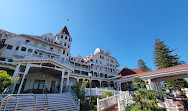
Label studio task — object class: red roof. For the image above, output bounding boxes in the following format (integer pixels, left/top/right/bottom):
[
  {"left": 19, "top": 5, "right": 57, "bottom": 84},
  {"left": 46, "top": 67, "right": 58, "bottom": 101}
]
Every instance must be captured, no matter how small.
[
  {"left": 121, "top": 64, "right": 188, "bottom": 79},
  {"left": 118, "top": 66, "right": 144, "bottom": 76},
  {"left": 58, "top": 26, "right": 70, "bottom": 36}
]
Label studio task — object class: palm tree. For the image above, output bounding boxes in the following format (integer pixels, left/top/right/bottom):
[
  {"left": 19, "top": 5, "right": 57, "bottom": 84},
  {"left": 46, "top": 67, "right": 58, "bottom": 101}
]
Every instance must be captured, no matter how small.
[{"left": 132, "top": 77, "right": 146, "bottom": 88}]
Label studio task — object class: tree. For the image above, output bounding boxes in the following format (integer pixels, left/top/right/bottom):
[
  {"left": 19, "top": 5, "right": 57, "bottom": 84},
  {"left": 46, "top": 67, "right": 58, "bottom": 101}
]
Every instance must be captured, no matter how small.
[
  {"left": 166, "top": 79, "right": 188, "bottom": 90},
  {"left": 71, "top": 79, "right": 88, "bottom": 101},
  {"left": 132, "top": 77, "right": 146, "bottom": 88},
  {"left": 100, "top": 90, "right": 114, "bottom": 98},
  {"left": 154, "top": 38, "right": 185, "bottom": 69},
  {"left": 0, "top": 70, "right": 18, "bottom": 93},
  {"left": 154, "top": 38, "right": 186, "bottom": 90},
  {"left": 125, "top": 88, "right": 164, "bottom": 111},
  {"left": 137, "top": 59, "right": 151, "bottom": 72}
]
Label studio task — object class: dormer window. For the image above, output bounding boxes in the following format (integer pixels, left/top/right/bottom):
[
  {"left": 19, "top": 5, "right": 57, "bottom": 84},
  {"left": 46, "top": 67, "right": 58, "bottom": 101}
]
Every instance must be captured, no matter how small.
[
  {"left": 51, "top": 39, "right": 54, "bottom": 43},
  {"left": 65, "top": 36, "right": 67, "bottom": 39},
  {"left": 44, "top": 37, "right": 47, "bottom": 41},
  {"left": 61, "top": 35, "right": 63, "bottom": 39},
  {"left": 48, "top": 38, "right": 51, "bottom": 42}
]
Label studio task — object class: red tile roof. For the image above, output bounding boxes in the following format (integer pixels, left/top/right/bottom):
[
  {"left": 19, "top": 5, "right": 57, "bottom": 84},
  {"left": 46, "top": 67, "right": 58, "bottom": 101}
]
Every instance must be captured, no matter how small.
[
  {"left": 118, "top": 66, "right": 144, "bottom": 76},
  {"left": 57, "top": 26, "right": 70, "bottom": 36},
  {"left": 121, "top": 64, "right": 188, "bottom": 79}
]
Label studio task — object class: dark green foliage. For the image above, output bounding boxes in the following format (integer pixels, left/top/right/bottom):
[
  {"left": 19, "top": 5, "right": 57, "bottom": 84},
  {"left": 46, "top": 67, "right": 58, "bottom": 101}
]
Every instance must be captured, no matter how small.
[
  {"left": 125, "top": 88, "right": 164, "bottom": 111},
  {"left": 154, "top": 38, "right": 185, "bottom": 69},
  {"left": 71, "top": 79, "right": 88, "bottom": 101},
  {"left": 154, "top": 38, "right": 187, "bottom": 89},
  {"left": 166, "top": 79, "right": 188, "bottom": 90},
  {"left": 132, "top": 77, "right": 146, "bottom": 88},
  {"left": 138, "top": 59, "right": 151, "bottom": 72}
]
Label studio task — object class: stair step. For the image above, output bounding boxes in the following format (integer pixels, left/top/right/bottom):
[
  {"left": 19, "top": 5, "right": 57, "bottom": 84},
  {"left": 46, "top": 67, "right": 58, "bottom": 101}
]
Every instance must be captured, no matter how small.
[{"left": 0, "top": 93, "right": 79, "bottom": 111}]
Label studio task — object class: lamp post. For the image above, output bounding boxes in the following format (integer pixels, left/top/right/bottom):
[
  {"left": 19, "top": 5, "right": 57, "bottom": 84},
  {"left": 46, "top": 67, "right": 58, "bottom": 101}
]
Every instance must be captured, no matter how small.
[{"left": 88, "top": 72, "right": 92, "bottom": 110}]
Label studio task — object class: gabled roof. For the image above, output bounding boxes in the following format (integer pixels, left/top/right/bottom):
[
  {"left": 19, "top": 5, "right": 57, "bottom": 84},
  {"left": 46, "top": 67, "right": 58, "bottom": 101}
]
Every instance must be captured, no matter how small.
[
  {"left": 57, "top": 26, "right": 70, "bottom": 36},
  {"left": 118, "top": 66, "right": 144, "bottom": 76}
]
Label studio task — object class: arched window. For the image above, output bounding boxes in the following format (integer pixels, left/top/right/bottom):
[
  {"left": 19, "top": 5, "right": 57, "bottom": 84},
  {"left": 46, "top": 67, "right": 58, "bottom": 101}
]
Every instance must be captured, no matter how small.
[
  {"left": 64, "top": 42, "right": 66, "bottom": 46},
  {"left": 63, "top": 50, "right": 65, "bottom": 54},
  {"left": 61, "top": 35, "right": 63, "bottom": 38}
]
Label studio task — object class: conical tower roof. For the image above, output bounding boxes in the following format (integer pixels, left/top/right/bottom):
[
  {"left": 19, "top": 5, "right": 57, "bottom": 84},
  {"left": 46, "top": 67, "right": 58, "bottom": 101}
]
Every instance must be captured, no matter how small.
[{"left": 57, "top": 26, "right": 70, "bottom": 36}]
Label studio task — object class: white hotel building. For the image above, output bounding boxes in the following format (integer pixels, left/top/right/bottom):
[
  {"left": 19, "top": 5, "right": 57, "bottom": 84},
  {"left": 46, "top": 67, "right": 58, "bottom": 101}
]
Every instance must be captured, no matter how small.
[{"left": 0, "top": 26, "right": 120, "bottom": 94}]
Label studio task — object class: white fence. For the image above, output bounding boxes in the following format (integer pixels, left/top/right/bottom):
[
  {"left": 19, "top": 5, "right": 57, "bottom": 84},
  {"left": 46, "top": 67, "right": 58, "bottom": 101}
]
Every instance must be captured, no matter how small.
[
  {"left": 97, "top": 91, "right": 133, "bottom": 111},
  {"left": 118, "top": 92, "right": 134, "bottom": 111},
  {"left": 85, "top": 87, "right": 120, "bottom": 96}
]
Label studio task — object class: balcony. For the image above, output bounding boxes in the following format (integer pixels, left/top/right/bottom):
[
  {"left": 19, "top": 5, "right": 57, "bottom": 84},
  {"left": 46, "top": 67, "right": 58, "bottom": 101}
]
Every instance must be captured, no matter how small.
[
  {"left": 74, "top": 66, "right": 90, "bottom": 72},
  {"left": 18, "top": 41, "right": 61, "bottom": 55},
  {"left": 24, "top": 54, "right": 74, "bottom": 69}
]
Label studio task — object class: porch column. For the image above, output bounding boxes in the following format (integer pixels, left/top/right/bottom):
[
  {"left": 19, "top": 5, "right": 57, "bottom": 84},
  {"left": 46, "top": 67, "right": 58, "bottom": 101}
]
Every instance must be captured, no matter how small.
[
  {"left": 60, "top": 69, "right": 65, "bottom": 93},
  {"left": 99, "top": 80, "right": 102, "bottom": 88},
  {"left": 77, "top": 77, "right": 79, "bottom": 82},
  {"left": 119, "top": 82, "right": 122, "bottom": 91},
  {"left": 17, "top": 64, "right": 30, "bottom": 94},
  {"left": 66, "top": 71, "right": 70, "bottom": 86},
  {"left": 11, "top": 63, "right": 21, "bottom": 94},
  {"left": 108, "top": 81, "right": 110, "bottom": 87}
]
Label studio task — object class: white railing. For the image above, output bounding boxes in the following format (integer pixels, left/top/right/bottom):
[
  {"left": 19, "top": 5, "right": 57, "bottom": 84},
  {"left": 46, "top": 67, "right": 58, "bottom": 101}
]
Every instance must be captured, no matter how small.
[
  {"left": 24, "top": 54, "right": 74, "bottom": 68},
  {"left": 85, "top": 87, "right": 120, "bottom": 96},
  {"left": 118, "top": 92, "right": 134, "bottom": 111},
  {"left": 75, "top": 66, "right": 90, "bottom": 72},
  {"left": 68, "top": 87, "right": 80, "bottom": 111},
  {"left": 19, "top": 41, "right": 60, "bottom": 55},
  {"left": 164, "top": 98, "right": 178, "bottom": 111},
  {"left": 97, "top": 91, "right": 131, "bottom": 111}
]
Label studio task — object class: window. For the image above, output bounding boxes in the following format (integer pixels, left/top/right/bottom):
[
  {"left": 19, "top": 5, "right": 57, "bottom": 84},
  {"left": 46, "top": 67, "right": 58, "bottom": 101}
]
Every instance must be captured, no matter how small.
[
  {"left": 50, "top": 47, "right": 53, "bottom": 51},
  {"left": 63, "top": 50, "right": 65, "bottom": 54},
  {"left": 44, "top": 37, "right": 47, "bottom": 41},
  {"left": 65, "top": 36, "right": 67, "bottom": 39},
  {"left": 100, "top": 61, "right": 102, "bottom": 64},
  {"left": 7, "top": 45, "right": 13, "bottom": 50},
  {"left": 68, "top": 44, "right": 69, "bottom": 48},
  {"left": 51, "top": 39, "right": 54, "bottom": 43},
  {"left": 69, "top": 38, "right": 70, "bottom": 41},
  {"left": 25, "top": 40, "right": 30, "bottom": 43},
  {"left": 16, "top": 46, "right": 19, "bottom": 50},
  {"left": 28, "top": 49, "right": 33, "bottom": 53},
  {"left": 0, "top": 34, "right": 2, "bottom": 38},
  {"left": 61, "top": 35, "right": 63, "bottom": 38},
  {"left": 21, "top": 47, "right": 26, "bottom": 51},
  {"left": 64, "top": 42, "right": 66, "bottom": 47},
  {"left": 67, "top": 52, "right": 69, "bottom": 56}
]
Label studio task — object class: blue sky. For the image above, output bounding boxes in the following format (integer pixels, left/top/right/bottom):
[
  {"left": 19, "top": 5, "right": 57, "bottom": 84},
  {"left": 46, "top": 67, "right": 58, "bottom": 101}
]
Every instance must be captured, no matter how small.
[{"left": 0, "top": 0, "right": 188, "bottom": 70}]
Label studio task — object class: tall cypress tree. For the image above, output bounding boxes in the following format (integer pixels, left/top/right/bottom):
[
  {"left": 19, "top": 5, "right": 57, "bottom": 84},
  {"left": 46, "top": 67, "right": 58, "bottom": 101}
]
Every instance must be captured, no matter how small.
[
  {"left": 154, "top": 38, "right": 186, "bottom": 89},
  {"left": 137, "top": 59, "right": 151, "bottom": 72},
  {"left": 154, "top": 38, "right": 184, "bottom": 69}
]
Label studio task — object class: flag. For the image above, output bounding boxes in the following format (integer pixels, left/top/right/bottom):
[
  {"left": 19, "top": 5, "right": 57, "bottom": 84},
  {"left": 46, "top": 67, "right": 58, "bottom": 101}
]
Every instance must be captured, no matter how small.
[{"left": 67, "top": 19, "right": 69, "bottom": 21}]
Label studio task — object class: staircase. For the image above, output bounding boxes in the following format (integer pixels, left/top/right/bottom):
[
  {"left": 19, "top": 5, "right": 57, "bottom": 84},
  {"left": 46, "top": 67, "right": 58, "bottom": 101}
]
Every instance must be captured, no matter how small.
[{"left": 0, "top": 92, "right": 79, "bottom": 111}]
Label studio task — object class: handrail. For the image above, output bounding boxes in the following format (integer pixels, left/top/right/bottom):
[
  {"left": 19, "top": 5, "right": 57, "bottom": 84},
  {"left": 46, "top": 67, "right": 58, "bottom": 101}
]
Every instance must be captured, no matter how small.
[
  {"left": 0, "top": 94, "right": 37, "bottom": 111},
  {"left": 43, "top": 85, "right": 48, "bottom": 111},
  {"left": 68, "top": 86, "right": 80, "bottom": 110}
]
